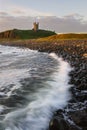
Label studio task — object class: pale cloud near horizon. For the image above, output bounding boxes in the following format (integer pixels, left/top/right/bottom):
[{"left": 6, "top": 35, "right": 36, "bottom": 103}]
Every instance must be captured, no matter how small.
[
  {"left": 0, "top": 12, "right": 87, "bottom": 33},
  {"left": 0, "top": 2, "right": 53, "bottom": 17},
  {"left": 10, "top": 7, "right": 52, "bottom": 17}
]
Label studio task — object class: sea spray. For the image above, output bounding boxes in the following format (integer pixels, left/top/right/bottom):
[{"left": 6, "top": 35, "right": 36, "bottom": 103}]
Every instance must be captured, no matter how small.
[
  {"left": 3, "top": 53, "right": 71, "bottom": 130},
  {"left": 0, "top": 45, "right": 72, "bottom": 130}
]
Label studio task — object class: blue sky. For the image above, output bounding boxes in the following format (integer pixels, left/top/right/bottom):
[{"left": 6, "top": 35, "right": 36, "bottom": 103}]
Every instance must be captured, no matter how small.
[{"left": 0, "top": 0, "right": 87, "bottom": 32}]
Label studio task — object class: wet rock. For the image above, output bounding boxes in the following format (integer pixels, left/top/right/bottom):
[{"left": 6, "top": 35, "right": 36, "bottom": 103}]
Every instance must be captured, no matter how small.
[
  {"left": 69, "top": 109, "right": 87, "bottom": 129},
  {"left": 49, "top": 116, "right": 69, "bottom": 130},
  {"left": 49, "top": 115, "right": 81, "bottom": 130}
]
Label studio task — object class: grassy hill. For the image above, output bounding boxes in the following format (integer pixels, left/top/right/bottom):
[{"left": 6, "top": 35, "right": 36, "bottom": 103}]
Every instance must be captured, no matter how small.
[
  {"left": 0, "top": 30, "right": 87, "bottom": 43},
  {"left": 0, "top": 29, "right": 56, "bottom": 40},
  {"left": 37, "top": 33, "right": 87, "bottom": 42}
]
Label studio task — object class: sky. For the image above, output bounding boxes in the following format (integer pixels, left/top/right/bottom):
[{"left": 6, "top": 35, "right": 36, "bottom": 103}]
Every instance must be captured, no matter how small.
[{"left": 0, "top": 0, "right": 87, "bottom": 33}]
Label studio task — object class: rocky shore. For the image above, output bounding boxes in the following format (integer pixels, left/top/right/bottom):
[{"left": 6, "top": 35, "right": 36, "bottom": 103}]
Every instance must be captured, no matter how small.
[
  {"left": 45, "top": 40, "right": 87, "bottom": 130},
  {"left": 0, "top": 39, "right": 87, "bottom": 130}
]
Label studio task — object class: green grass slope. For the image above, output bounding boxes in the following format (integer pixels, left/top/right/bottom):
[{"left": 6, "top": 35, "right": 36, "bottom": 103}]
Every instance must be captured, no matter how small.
[{"left": 0, "top": 29, "right": 56, "bottom": 39}]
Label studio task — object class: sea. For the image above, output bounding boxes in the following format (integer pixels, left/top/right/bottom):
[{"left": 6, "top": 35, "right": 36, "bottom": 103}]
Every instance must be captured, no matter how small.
[{"left": 0, "top": 45, "right": 72, "bottom": 130}]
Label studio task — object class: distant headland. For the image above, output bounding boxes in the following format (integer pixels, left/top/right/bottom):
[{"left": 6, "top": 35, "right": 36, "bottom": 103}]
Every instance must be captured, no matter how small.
[
  {"left": 0, "top": 22, "right": 56, "bottom": 40},
  {"left": 0, "top": 22, "right": 87, "bottom": 40}
]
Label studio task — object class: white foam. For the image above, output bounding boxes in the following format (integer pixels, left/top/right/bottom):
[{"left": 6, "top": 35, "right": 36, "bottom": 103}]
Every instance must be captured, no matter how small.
[
  {"left": 3, "top": 53, "right": 72, "bottom": 130},
  {"left": 0, "top": 45, "right": 38, "bottom": 97},
  {"left": 0, "top": 45, "right": 37, "bottom": 55},
  {"left": 0, "top": 105, "right": 5, "bottom": 113}
]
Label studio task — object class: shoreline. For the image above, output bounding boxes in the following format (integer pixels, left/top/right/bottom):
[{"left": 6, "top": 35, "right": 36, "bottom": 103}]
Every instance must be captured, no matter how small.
[{"left": 0, "top": 39, "right": 87, "bottom": 130}]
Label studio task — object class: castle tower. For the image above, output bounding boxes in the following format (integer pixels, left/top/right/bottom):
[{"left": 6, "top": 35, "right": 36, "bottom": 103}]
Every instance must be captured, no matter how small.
[{"left": 33, "top": 22, "right": 39, "bottom": 31}]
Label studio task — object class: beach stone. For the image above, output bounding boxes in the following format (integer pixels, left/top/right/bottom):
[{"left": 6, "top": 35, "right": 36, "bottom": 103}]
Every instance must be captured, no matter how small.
[
  {"left": 69, "top": 109, "right": 87, "bottom": 129},
  {"left": 49, "top": 116, "right": 69, "bottom": 130},
  {"left": 49, "top": 116, "right": 81, "bottom": 130}
]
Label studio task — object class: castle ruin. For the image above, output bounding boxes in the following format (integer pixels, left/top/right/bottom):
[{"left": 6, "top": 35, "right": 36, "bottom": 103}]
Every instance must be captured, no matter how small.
[{"left": 33, "top": 22, "right": 39, "bottom": 31}]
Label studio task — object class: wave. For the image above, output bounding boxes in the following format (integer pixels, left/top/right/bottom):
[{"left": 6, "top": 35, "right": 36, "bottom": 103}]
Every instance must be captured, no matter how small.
[{"left": 1, "top": 53, "right": 72, "bottom": 130}]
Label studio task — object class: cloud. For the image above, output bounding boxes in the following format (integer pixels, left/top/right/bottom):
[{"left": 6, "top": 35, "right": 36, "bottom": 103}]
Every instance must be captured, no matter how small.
[
  {"left": 0, "top": 12, "right": 8, "bottom": 16},
  {"left": 12, "top": 10, "right": 25, "bottom": 14},
  {"left": 1, "top": 4, "right": 53, "bottom": 17},
  {"left": 63, "top": 13, "right": 84, "bottom": 20},
  {"left": 11, "top": 8, "right": 52, "bottom": 16},
  {"left": 0, "top": 13, "right": 87, "bottom": 33},
  {"left": 38, "top": 15, "right": 87, "bottom": 33}
]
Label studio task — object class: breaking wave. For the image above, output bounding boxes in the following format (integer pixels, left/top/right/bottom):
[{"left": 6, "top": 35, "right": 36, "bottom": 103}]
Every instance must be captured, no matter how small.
[{"left": 0, "top": 45, "right": 72, "bottom": 130}]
